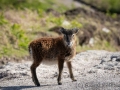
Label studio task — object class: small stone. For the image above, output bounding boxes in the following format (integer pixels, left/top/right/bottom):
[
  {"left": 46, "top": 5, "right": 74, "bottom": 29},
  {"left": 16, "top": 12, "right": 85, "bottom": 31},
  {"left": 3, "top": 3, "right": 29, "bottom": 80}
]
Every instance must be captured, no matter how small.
[
  {"left": 96, "top": 66, "right": 102, "bottom": 69},
  {"left": 117, "top": 67, "right": 120, "bottom": 69},
  {"left": 116, "top": 58, "right": 120, "bottom": 61},
  {"left": 102, "top": 27, "right": 110, "bottom": 33},
  {"left": 107, "top": 64, "right": 114, "bottom": 67},
  {"left": 100, "top": 60, "right": 105, "bottom": 64},
  {"left": 88, "top": 69, "right": 96, "bottom": 73},
  {"left": 111, "top": 55, "right": 117, "bottom": 60},
  {"left": 0, "top": 66, "right": 4, "bottom": 69},
  {"left": 104, "top": 66, "right": 115, "bottom": 70},
  {"left": 114, "top": 62, "right": 118, "bottom": 66}
]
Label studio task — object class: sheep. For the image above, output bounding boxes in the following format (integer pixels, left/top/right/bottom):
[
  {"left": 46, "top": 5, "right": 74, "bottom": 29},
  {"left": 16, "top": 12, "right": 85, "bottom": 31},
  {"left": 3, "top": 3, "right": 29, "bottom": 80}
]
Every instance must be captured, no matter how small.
[{"left": 28, "top": 27, "right": 78, "bottom": 86}]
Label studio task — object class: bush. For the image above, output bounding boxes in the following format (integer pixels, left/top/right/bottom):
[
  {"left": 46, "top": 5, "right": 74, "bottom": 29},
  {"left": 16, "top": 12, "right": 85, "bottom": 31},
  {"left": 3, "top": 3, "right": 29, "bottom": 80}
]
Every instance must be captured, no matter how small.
[
  {"left": 82, "top": 0, "right": 120, "bottom": 13},
  {"left": 11, "top": 24, "right": 30, "bottom": 50}
]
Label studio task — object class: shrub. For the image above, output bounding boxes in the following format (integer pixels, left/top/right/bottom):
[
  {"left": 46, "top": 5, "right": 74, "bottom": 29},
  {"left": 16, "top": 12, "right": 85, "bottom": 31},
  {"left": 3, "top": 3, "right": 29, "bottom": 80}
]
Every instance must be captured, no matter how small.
[
  {"left": 11, "top": 24, "right": 30, "bottom": 50},
  {"left": 83, "top": 0, "right": 120, "bottom": 13}
]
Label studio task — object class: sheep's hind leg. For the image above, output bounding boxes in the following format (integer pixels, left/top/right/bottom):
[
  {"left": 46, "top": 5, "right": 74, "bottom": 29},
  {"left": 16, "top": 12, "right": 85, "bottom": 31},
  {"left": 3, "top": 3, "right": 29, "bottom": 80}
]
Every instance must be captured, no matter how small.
[
  {"left": 57, "top": 59, "right": 64, "bottom": 85},
  {"left": 30, "top": 60, "right": 41, "bottom": 86}
]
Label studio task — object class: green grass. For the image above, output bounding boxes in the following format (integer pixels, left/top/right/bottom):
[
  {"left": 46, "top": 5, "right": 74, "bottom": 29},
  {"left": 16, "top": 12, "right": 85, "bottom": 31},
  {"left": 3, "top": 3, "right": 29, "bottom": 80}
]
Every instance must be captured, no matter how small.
[
  {"left": 0, "top": 23, "right": 30, "bottom": 58},
  {"left": 83, "top": 0, "right": 120, "bottom": 13},
  {"left": 11, "top": 24, "right": 30, "bottom": 50},
  {"left": 0, "top": 0, "right": 53, "bottom": 10},
  {"left": 76, "top": 40, "right": 116, "bottom": 53},
  {"left": 0, "top": 13, "right": 8, "bottom": 25}
]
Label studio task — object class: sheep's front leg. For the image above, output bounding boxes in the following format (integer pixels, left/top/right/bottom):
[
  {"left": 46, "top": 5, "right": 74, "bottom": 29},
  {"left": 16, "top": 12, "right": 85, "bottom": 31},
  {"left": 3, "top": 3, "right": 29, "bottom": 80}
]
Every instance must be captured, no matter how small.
[
  {"left": 57, "top": 59, "right": 64, "bottom": 85},
  {"left": 67, "top": 61, "right": 76, "bottom": 81}
]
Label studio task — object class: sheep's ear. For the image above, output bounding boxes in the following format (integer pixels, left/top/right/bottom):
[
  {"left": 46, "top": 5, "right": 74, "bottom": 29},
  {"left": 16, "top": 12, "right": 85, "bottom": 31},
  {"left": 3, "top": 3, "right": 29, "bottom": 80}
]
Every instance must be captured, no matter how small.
[
  {"left": 72, "top": 28, "right": 79, "bottom": 34},
  {"left": 59, "top": 27, "right": 66, "bottom": 34}
]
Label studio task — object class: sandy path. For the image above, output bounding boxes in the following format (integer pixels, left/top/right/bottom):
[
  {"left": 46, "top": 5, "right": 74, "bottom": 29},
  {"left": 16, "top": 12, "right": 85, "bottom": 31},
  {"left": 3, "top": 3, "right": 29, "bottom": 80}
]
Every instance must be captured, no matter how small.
[{"left": 0, "top": 50, "right": 120, "bottom": 90}]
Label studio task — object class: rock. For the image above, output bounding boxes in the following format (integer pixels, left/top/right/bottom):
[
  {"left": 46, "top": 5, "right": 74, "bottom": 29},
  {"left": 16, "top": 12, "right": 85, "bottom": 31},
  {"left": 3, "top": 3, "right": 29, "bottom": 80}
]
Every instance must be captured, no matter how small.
[
  {"left": 100, "top": 60, "right": 106, "bottom": 64},
  {"left": 116, "top": 67, "right": 120, "bottom": 69},
  {"left": 102, "top": 27, "right": 110, "bottom": 33},
  {"left": 62, "top": 20, "right": 71, "bottom": 26},
  {"left": 88, "top": 70, "right": 96, "bottom": 73},
  {"left": 104, "top": 66, "right": 115, "bottom": 70},
  {"left": 0, "top": 66, "right": 4, "bottom": 69},
  {"left": 111, "top": 55, "right": 117, "bottom": 60},
  {"left": 116, "top": 58, "right": 120, "bottom": 61}
]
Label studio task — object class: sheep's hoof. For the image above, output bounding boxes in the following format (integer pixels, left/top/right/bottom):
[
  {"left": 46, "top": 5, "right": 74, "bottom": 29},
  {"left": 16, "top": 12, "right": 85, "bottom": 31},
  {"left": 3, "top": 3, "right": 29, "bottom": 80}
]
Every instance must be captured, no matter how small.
[
  {"left": 72, "top": 79, "right": 77, "bottom": 82},
  {"left": 32, "top": 78, "right": 40, "bottom": 86},
  {"left": 34, "top": 81, "right": 40, "bottom": 86},
  {"left": 58, "top": 82, "right": 62, "bottom": 85},
  {"left": 36, "top": 83, "right": 40, "bottom": 86}
]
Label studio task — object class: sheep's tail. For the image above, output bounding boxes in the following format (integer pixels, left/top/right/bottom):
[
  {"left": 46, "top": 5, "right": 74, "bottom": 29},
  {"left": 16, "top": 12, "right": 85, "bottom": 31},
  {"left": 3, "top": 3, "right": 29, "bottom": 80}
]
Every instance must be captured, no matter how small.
[{"left": 28, "top": 44, "right": 33, "bottom": 57}]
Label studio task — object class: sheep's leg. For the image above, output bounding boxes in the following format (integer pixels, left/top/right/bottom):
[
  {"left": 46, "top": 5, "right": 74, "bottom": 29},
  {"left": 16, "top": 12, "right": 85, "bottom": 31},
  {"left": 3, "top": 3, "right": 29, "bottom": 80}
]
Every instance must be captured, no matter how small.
[
  {"left": 67, "top": 62, "right": 76, "bottom": 81},
  {"left": 57, "top": 59, "right": 64, "bottom": 85},
  {"left": 30, "top": 60, "right": 41, "bottom": 86}
]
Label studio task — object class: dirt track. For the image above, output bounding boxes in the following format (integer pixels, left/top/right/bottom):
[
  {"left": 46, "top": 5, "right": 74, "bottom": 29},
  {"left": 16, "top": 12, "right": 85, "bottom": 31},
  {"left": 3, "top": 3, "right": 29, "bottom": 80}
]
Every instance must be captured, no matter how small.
[{"left": 0, "top": 50, "right": 120, "bottom": 90}]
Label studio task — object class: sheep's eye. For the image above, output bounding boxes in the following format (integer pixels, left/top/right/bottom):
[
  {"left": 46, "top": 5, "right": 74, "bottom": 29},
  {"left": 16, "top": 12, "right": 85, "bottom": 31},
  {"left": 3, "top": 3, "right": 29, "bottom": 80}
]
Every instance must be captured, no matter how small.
[
  {"left": 72, "top": 34, "right": 75, "bottom": 37},
  {"left": 64, "top": 34, "right": 66, "bottom": 37}
]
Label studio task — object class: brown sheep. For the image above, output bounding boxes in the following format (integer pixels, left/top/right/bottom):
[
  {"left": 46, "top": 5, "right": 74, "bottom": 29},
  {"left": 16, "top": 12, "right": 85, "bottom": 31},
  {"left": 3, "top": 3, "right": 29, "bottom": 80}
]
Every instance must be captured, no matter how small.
[{"left": 28, "top": 27, "right": 78, "bottom": 86}]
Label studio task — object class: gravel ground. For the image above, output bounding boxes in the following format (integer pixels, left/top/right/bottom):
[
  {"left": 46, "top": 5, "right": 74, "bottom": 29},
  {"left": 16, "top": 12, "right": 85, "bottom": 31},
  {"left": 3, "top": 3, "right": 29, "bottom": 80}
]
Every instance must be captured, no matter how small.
[{"left": 0, "top": 50, "right": 120, "bottom": 90}]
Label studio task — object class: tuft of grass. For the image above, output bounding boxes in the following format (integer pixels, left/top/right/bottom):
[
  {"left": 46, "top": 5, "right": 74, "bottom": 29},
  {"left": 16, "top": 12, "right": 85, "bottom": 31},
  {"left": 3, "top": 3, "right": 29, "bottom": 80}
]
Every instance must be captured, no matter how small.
[
  {"left": 47, "top": 15, "right": 65, "bottom": 26},
  {"left": 0, "top": 13, "right": 8, "bottom": 25},
  {"left": 11, "top": 24, "right": 30, "bottom": 50},
  {"left": 106, "top": 12, "right": 117, "bottom": 18},
  {"left": 70, "top": 20, "right": 82, "bottom": 28}
]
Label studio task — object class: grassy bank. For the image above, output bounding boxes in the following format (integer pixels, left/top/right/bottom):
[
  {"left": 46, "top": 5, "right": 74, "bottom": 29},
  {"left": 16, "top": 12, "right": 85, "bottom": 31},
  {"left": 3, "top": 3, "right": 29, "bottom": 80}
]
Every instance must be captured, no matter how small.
[
  {"left": 0, "top": 0, "right": 82, "bottom": 58},
  {"left": 0, "top": 0, "right": 120, "bottom": 58},
  {"left": 79, "top": 0, "right": 120, "bottom": 14}
]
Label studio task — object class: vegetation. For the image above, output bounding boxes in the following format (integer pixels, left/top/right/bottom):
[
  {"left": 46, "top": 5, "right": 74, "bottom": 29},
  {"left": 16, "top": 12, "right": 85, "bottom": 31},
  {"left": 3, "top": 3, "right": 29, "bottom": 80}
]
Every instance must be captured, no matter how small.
[
  {"left": 0, "top": 0, "right": 82, "bottom": 58},
  {"left": 81, "top": 0, "right": 120, "bottom": 13},
  {"left": 0, "top": 0, "right": 119, "bottom": 58}
]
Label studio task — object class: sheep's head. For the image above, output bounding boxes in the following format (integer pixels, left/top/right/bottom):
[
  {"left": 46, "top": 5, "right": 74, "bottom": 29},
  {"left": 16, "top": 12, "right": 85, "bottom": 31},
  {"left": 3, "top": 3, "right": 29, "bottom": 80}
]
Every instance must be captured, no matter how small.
[{"left": 60, "top": 27, "right": 79, "bottom": 47}]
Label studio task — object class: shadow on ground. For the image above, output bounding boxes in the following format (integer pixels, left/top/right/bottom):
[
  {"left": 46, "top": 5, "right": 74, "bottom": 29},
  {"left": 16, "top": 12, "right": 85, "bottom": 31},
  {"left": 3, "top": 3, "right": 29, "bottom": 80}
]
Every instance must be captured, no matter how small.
[{"left": 0, "top": 84, "right": 56, "bottom": 90}]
